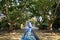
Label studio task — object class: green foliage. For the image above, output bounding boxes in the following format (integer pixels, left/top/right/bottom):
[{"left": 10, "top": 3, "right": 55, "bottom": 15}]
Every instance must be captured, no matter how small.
[
  {"left": 0, "top": 0, "right": 60, "bottom": 30},
  {"left": 1, "top": 19, "right": 8, "bottom": 30}
]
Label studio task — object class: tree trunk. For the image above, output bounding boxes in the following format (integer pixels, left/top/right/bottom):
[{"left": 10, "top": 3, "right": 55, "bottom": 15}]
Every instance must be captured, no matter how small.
[
  {"left": 48, "top": 20, "right": 53, "bottom": 31},
  {"left": 6, "top": 0, "right": 10, "bottom": 21},
  {"left": 6, "top": 0, "right": 13, "bottom": 31},
  {"left": 49, "top": 23, "right": 53, "bottom": 31},
  {"left": 10, "top": 24, "right": 13, "bottom": 30}
]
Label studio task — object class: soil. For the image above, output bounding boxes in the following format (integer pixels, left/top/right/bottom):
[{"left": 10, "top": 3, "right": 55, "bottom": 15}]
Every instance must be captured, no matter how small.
[{"left": 0, "top": 30, "right": 60, "bottom": 40}]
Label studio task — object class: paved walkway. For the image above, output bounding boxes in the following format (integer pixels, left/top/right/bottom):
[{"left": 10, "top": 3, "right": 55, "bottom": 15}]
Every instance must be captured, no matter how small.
[{"left": 0, "top": 30, "right": 60, "bottom": 40}]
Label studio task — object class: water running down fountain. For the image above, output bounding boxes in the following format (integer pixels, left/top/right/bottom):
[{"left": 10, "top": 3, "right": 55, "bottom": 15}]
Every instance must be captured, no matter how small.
[{"left": 21, "top": 21, "right": 39, "bottom": 40}]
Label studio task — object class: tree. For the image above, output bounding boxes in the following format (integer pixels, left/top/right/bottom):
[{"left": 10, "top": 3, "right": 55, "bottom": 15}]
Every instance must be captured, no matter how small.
[
  {"left": 0, "top": 0, "right": 60, "bottom": 31},
  {"left": 0, "top": 0, "right": 36, "bottom": 30},
  {"left": 36, "top": 0, "right": 60, "bottom": 31},
  {"left": 28, "top": 0, "right": 60, "bottom": 31}
]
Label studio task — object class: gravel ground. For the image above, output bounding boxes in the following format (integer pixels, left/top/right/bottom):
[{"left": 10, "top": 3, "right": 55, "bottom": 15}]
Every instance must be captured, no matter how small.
[{"left": 0, "top": 30, "right": 60, "bottom": 40}]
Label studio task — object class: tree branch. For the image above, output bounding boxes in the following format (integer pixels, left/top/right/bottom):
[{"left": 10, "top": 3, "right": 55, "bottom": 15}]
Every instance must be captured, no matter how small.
[{"left": 11, "top": 1, "right": 29, "bottom": 24}]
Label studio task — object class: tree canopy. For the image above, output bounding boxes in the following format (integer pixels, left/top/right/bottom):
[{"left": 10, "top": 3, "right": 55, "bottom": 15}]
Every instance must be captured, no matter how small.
[{"left": 0, "top": 0, "right": 60, "bottom": 30}]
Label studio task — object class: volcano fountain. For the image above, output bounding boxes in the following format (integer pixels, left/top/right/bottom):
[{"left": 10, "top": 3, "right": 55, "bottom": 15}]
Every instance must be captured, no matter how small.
[{"left": 21, "top": 21, "right": 39, "bottom": 40}]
